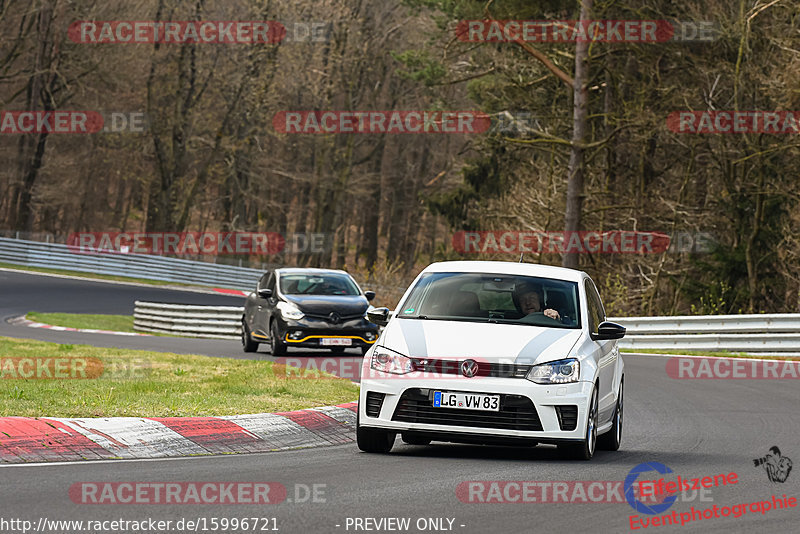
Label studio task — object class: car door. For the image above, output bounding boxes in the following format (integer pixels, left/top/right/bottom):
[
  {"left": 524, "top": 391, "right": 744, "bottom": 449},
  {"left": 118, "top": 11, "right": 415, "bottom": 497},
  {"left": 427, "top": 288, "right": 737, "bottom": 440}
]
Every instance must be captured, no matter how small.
[
  {"left": 585, "top": 278, "right": 617, "bottom": 422},
  {"left": 253, "top": 271, "right": 273, "bottom": 335}
]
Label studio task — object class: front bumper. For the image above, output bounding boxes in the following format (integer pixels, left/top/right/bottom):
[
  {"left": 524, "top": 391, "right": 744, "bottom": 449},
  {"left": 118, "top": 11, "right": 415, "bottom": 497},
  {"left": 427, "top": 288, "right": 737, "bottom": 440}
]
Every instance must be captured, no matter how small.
[
  {"left": 277, "top": 317, "right": 379, "bottom": 349},
  {"left": 358, "top": 372, "right": 593, "bottom": 443}
]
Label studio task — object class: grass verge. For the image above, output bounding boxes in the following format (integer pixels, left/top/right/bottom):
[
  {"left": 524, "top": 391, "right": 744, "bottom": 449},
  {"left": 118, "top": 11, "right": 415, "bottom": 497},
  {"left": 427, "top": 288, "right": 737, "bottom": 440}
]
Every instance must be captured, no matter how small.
[
  {"left": 26, "top": 312, "right": 135, "bottom": 333},
  {"left": 0, "top": 336, "right": 358, "bottom": 417},
  {"left": 621, "top": 348, "right": 800, "bottom": 360}
]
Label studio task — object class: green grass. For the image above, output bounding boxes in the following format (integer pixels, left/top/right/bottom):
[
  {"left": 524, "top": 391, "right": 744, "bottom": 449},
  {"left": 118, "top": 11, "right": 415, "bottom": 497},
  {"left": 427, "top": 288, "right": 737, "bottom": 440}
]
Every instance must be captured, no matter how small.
[
  {"left": 27, "top": 312, "right": 135, "bottom": 333},
  {"left": 621, "top": 348, "right": 800, "bottom": 360},
  {"left": 0, "top": 336, "right": 358, "bottom": 417},
  {"left": 0, "top": 261, "right": 215, "bottom": 289}
]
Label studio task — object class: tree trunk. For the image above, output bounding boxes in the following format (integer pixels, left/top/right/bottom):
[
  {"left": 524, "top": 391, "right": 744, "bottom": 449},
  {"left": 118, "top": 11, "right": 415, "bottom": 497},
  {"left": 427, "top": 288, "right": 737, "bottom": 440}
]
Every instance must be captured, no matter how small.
[{"left": 562, "top": 0, "right": 592, "bottom": 269}]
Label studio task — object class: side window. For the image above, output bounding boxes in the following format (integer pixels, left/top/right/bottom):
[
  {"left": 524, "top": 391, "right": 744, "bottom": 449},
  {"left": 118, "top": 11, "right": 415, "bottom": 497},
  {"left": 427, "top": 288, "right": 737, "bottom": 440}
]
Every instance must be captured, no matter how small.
[
  {"left": 584, "top": 279, "right": 604, "bottom": 334},
  {"left": 266, "top": 273, "right": 276, "bottom": 293}
]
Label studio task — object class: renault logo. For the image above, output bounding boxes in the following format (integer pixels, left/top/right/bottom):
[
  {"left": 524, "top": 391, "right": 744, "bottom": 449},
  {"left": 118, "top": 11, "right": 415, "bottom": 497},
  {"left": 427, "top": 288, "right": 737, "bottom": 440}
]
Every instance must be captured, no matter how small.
[
  {"left": 328, "top": 312, "right": 341, "bottom": 325},
  {"left": 461, "top": 359, "right": 479, "bottom": 378}
]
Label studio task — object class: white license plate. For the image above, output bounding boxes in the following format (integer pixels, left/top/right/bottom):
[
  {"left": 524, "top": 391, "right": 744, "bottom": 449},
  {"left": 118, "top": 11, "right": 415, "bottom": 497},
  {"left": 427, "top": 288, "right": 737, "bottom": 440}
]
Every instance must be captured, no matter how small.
[
  {"left": 432, "top": 391, "right": 500, "bottom": 411},
  {"left": 320, "top": 338, "right": 352, "bottom": 346}
]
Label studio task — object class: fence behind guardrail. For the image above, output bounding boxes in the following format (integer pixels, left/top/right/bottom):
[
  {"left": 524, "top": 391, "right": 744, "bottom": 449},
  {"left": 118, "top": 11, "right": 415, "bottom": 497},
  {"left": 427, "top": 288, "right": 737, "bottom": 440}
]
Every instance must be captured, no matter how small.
[
  {"left": 0, "top": 237, "right": 262, "bottom": 290},
  {"left": 129, "top": 301, "right": 800, "bottom": 355},
  {"left": 609, "top": 314, "right": 800, "bottom": 356}
]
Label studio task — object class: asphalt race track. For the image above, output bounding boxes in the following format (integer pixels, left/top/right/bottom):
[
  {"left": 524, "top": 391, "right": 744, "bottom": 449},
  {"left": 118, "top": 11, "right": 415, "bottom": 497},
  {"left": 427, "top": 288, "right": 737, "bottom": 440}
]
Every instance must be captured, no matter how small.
[
  {"left": 1, "top": 270, "right": 799, "bottom": 533},
  {"left": 0, "top": 269, "right": 361, "bottom": 361}
]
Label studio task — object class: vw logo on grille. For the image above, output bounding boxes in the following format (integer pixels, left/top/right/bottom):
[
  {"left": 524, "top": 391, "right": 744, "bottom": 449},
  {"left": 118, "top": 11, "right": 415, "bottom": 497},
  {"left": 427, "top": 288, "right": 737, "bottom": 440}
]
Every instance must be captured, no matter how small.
[
  {"left": 461, "top": 359, "right": 479, "bottom": 378},
  {"left": 328, "top": 312, "right": 341, "bottom": 324}
]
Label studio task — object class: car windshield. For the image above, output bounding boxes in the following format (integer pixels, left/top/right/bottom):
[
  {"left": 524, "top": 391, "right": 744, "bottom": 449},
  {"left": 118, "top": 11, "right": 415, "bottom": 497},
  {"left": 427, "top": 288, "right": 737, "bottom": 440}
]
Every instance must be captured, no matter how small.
[
  {"left": 397, "top": 272, "right": 581, "bottom": 329},
  {"left": 279, "top": 273, "right": 360, "bottom": 296}
]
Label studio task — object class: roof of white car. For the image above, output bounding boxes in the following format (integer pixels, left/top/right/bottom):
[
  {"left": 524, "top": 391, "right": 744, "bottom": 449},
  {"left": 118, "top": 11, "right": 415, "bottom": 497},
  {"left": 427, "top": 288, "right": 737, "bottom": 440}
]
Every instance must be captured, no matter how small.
[
  {"left": 421, "top": 260, "right": 586, "bottom": 282},
  {"left": 276, "top": 267, "right": 350, "bottom": 275}
]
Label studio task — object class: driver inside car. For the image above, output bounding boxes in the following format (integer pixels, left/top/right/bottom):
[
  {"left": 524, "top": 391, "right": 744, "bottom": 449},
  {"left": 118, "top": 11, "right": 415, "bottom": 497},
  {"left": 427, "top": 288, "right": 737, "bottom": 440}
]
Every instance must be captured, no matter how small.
[{"left": 514, "top": 281, "right": 561, "bottom": 322}]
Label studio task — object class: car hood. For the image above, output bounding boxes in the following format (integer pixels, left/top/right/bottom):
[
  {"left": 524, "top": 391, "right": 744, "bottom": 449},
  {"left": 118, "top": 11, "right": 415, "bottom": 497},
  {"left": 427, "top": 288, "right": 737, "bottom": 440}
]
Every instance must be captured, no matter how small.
[
  {"left": 380, "top": 318, "right": 583, "bottom": 365},
  {"left": 282, "top": 294, "right": 368, "bottom": 316}
]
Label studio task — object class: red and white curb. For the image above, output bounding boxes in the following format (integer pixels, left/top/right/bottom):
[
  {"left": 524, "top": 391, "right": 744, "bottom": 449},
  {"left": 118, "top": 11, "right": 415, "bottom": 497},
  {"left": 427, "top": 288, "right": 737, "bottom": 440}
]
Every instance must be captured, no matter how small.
[
  {"left": 212, "top": 288, "right": 248, "bottom": 297},
  {"left": 7, "top": 315, "right": 151, "bottom": 337},
  {"left": 0, "top": 402, "right": 357, "bottom": 464}
]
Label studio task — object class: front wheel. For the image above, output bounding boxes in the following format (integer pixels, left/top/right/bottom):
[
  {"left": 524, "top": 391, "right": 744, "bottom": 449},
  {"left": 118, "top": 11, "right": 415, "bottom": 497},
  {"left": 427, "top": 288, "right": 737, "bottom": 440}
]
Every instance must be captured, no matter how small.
[
  {"left": 598, "top": 377, "right": 623, "bottom": 451},
  {"left": 560, "top": 384, "right": 598, "bottom": 461},
  {"left": 356, "top": 410, "right": 395, "bottom": 453},
  {"left": 270, "top": 322, "right": 287, "bottom": 356},
  {"left": 241, "top": 322, "right": 259, "bottom": 353}
]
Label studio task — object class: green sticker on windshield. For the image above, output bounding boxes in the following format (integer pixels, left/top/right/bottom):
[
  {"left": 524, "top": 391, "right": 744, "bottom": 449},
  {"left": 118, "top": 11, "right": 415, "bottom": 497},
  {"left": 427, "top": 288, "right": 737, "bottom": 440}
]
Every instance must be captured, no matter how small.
[{"left": 403, "top": 308, "right": 415, "bottom": 314}]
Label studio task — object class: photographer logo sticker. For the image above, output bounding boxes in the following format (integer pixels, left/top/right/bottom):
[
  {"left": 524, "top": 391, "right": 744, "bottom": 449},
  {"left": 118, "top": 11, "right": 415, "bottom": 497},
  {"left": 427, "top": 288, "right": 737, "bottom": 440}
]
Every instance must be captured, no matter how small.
[
  {"left": 754, "top": 446, "right": 793, "bottom": 483},
  {"left": 624, "top": 462, "right": 678, "bottom": 515}
]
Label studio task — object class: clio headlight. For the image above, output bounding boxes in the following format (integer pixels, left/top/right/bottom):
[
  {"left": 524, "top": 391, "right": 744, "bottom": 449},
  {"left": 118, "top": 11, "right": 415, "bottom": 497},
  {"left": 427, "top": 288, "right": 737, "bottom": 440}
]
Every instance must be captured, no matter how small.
[
  {"left": 526, "top": 358, "right": 580, "bottom": 384},
  {"left": 370, "top": 347, "right": 413, "bottom": 375},
  {"left": 277, "top": 301, "right": 305, "bottom": 320}
]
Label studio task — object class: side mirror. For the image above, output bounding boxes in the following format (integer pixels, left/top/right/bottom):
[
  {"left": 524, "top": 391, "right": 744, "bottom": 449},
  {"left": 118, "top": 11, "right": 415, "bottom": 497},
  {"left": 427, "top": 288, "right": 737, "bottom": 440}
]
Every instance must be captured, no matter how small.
[
  {"left": 257, "top": 288, "right": 273, "bottom": 299},
  {"left": 592, "top": 321, "right": 626, "bottom": 341},
  {"left": 367, "top": 307, "right": 392, "bottom": 327},
  {"left": 364, "top": 290, "right": 376, "bottom": 301}
]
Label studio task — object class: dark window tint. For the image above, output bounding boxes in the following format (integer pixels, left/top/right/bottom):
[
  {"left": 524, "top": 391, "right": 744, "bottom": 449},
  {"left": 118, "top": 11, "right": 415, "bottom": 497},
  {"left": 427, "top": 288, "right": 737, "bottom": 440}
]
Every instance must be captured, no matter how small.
[
  {"left": 279, "top": 273, "right": 360, "bottom": 296},
  {"left": 397, "top": 272, "right": 580, "bottom": 329}
]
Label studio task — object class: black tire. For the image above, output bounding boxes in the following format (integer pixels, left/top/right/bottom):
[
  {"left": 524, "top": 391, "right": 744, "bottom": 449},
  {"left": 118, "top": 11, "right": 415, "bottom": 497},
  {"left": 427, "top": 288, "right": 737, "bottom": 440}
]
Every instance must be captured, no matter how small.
[
  {"left": 356, "top": 410, "right": 395, "bottom": 453},
  {"left": 361, "top": 345, "right": 371, "bottom": 356},
  {"left": 401, "top": 433, "right": 431, "bottom": 446},
  {"left": 560, "top": 384, "right": 598, "bottom": 461},
  {"left": 241, "top": 322, "right": 259, "bottom": 353},
  {"left": 270, "top": 321, "right": 287, "bottom": 356},
  {"left": 598, "top": 377, "right": 623, "bottom": 451}
]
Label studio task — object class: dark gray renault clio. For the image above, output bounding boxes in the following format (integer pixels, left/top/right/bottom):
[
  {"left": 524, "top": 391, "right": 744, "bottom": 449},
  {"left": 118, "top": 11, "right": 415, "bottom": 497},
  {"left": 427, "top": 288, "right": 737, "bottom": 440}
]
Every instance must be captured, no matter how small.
[{"left": 241, "top": 268, "right": 379, "bottom": 355}]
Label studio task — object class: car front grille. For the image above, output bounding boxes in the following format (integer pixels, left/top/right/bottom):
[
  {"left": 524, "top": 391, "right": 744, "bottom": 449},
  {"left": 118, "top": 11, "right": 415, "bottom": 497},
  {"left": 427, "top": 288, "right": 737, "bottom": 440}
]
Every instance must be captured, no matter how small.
[
  {"left": 409, "top": 358, "right": 530, "bottom": 378},
  {"left": 365, "top": 391, "right": 385, "bottom": 417},
  {"left": 555, "top": 405, "right": 578, "bottom": 431},
  {"left": 392, "top": 388, "right": 543, "bottom": 431},
  {"left": 303, "top": 313, "right": 366, "bottom": 322}
]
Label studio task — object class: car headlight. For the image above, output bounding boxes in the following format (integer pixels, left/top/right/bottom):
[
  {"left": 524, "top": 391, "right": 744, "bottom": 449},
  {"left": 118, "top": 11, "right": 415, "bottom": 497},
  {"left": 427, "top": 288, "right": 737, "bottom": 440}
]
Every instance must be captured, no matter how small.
[
  {"left": 277, "top": 301, "right": 304, "bottom": 320},
  {"left": 526, "top": 358, "right": 580, "bottom": 384},
  {"left": 370, "top": 347, "right": 413, "bottom": 374}
]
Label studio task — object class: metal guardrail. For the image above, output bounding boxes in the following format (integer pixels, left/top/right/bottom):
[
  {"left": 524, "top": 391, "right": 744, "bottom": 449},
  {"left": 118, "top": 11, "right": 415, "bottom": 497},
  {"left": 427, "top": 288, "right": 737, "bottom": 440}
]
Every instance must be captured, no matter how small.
[
  {"left": 132, "top": 301, "right": 800, "bottom": 355},
  {"left": 609, "top": 314, "right": 800, "bottom": 356},
  {"left": 0, "top": 237, "right": 263, "bottom": 290},
  {"left": 134, "top": 301, "right": 244, "bottom": 339}
]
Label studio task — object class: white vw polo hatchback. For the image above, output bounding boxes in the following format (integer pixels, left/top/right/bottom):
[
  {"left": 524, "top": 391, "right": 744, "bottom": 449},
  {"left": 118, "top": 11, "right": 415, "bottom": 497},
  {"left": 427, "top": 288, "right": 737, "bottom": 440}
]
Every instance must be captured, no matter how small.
[{"left": 357, "top": 261, "right": 625, "bottom": 460}]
